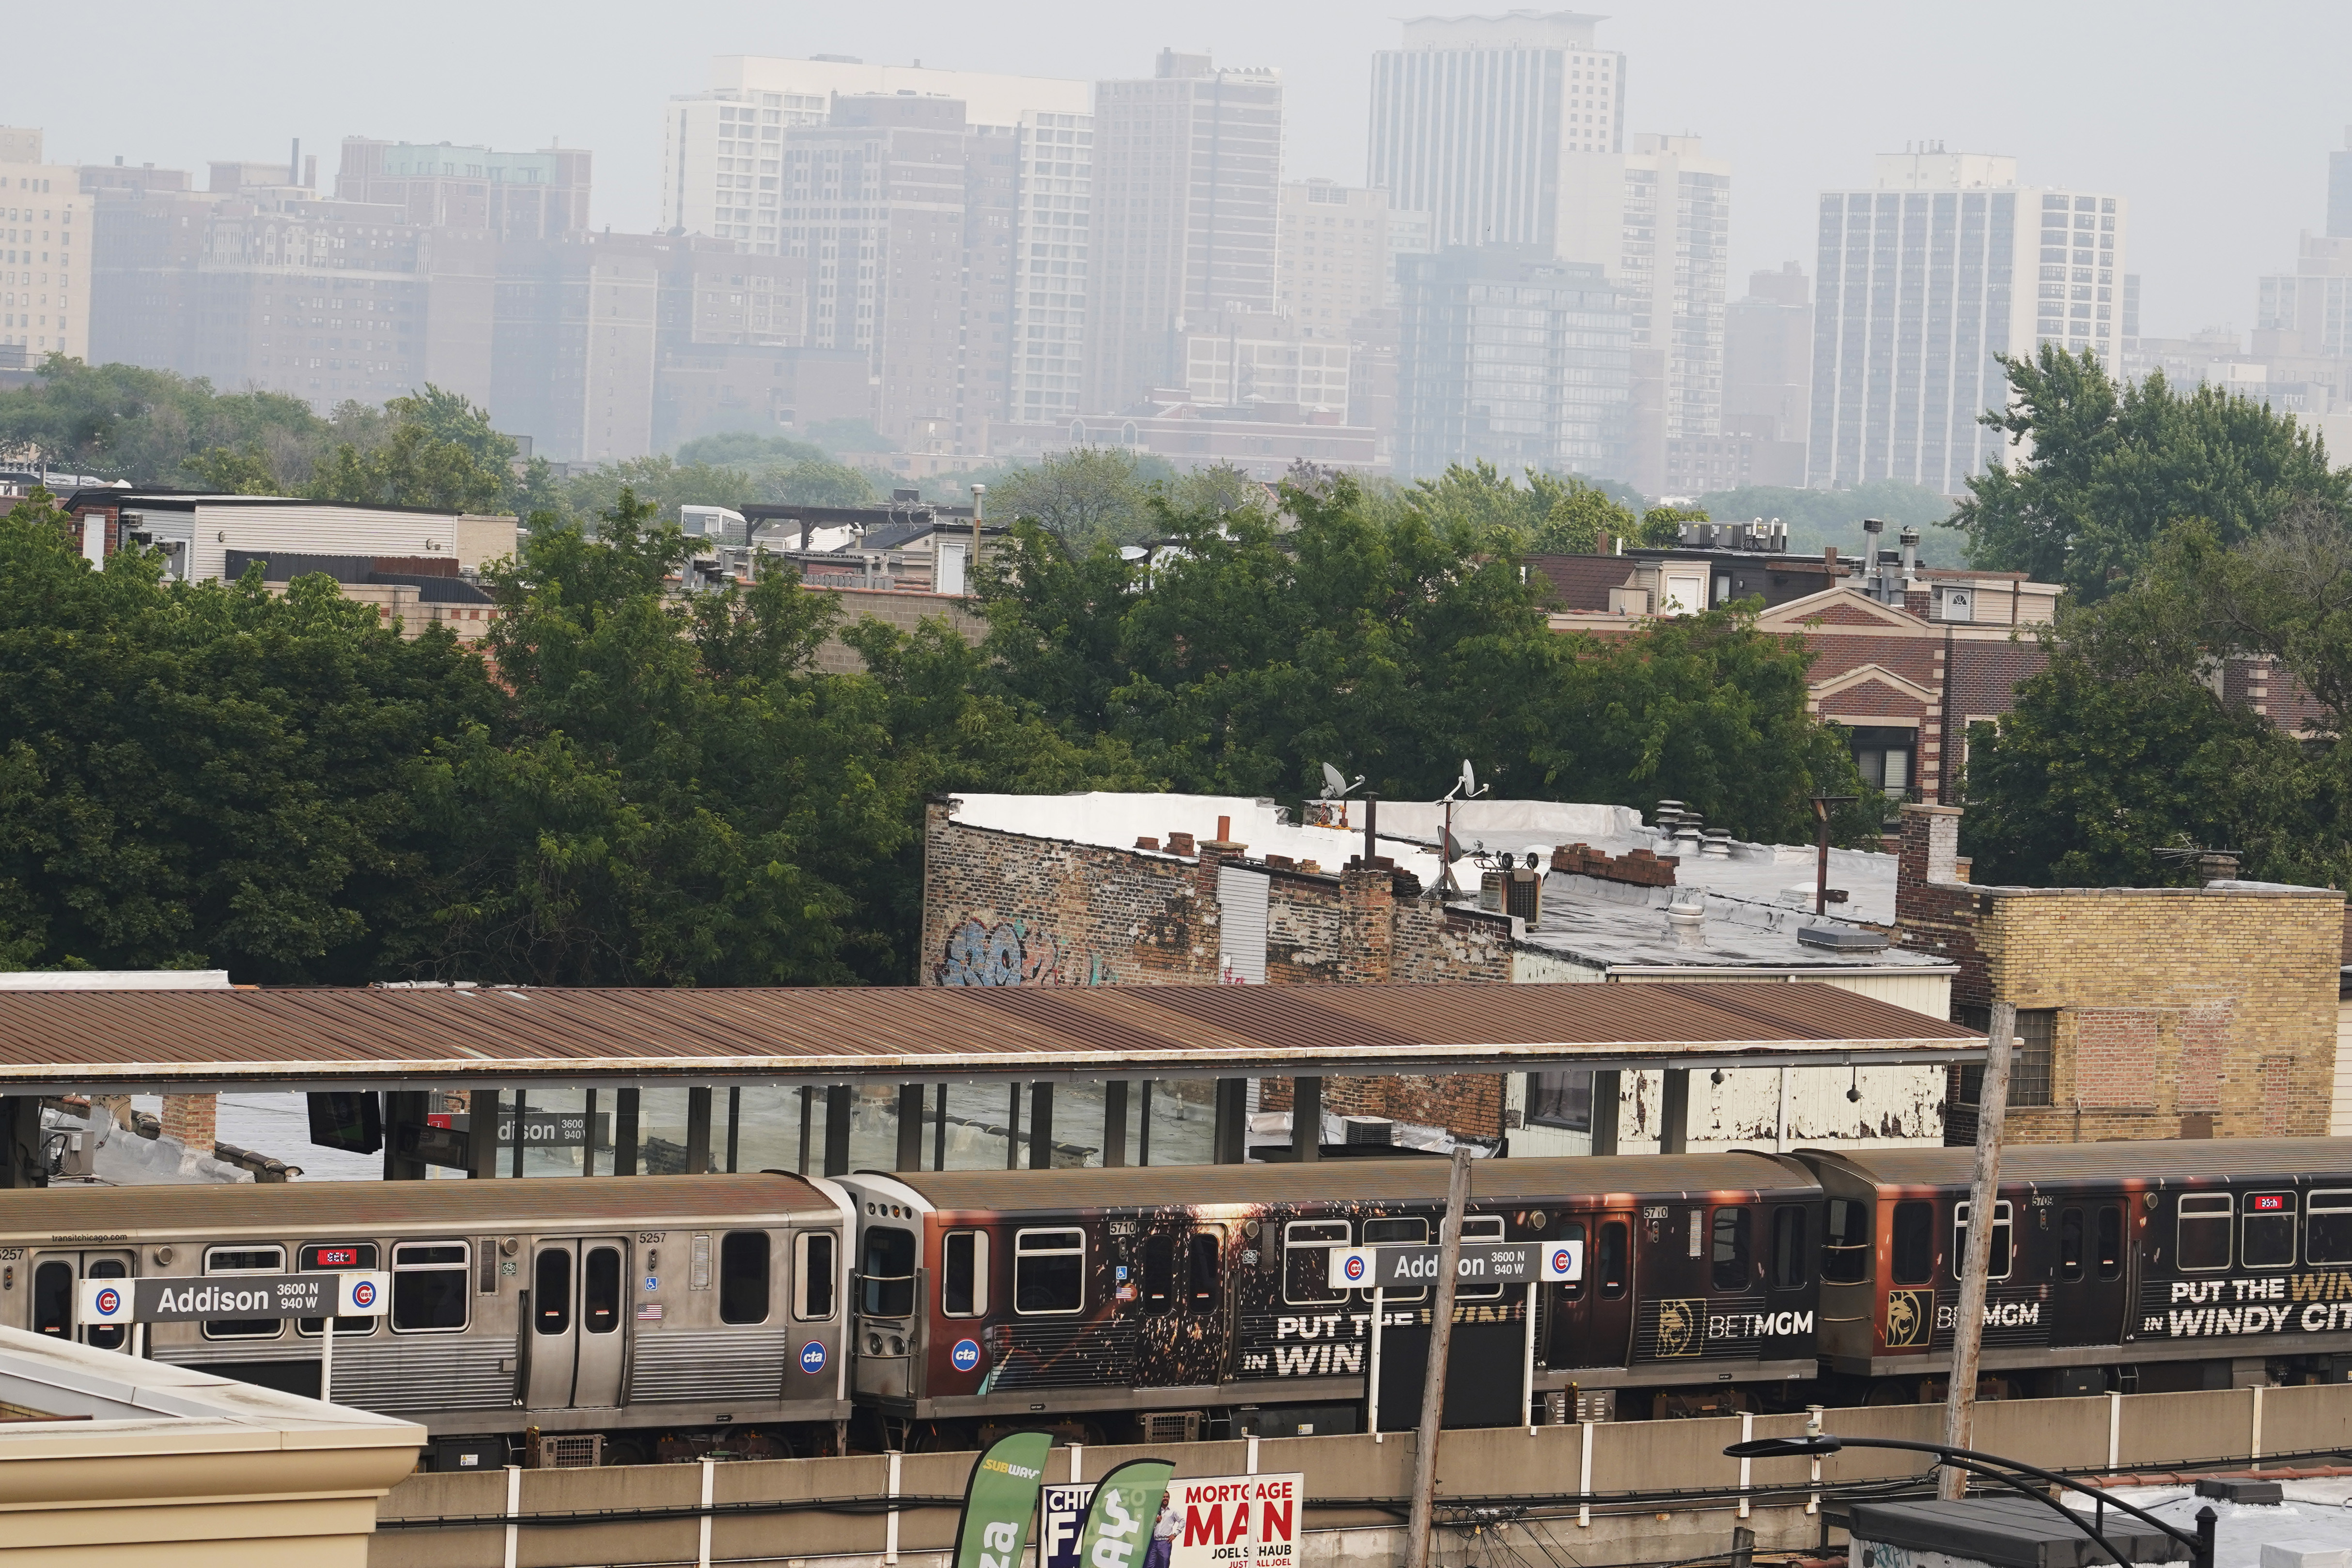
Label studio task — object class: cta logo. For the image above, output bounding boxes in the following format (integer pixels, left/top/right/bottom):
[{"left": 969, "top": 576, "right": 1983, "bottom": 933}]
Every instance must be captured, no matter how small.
[
  {"left": 951, "top": 1337, "right": 982, "bottom": 1373},
  {"left": 799, "top": 1340, "right": 828, "bottom": 1375},
  {"left": 1341, "top": 1254, "right": 1368, "bottom": 1284}
]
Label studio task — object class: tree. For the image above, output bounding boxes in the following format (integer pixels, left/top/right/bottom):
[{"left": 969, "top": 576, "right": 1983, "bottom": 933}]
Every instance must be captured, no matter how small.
[
  {"left": 1402, "top": 460, "right": 1638, "bottom": 554},
  {"left": 1637, "top": 504, "right": 1707, "bottom": 546},
  {"left": 986, "top": 447, "right": 1168, "bottom": 548},
  {"left": 311, "top": 386, "right": 524, "bottom": 513},
  {"left": 557, "top": 455, "right": 754, "bottom": 531},
  {"left": 0, "top": 491, "right": 499, "bottom": 979},
  {"left": 421, "top": 491, "right": 919, "bottom": 986},
  {"left": 1949, "top": 346, "right": 2348, "bottom": 602},
  {"left": 0, "top": 357, "right": 343, "bottom": 487},
  {"left": 675, "top": 431, "right": 830, "bottom": 467}
]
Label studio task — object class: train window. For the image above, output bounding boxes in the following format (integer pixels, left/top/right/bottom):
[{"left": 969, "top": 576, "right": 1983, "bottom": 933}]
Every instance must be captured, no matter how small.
[
  {"left": 1554, "top": 1222, "right": 1588, "bottom": 1302},
  {"left": 391, "top": 1241, "right": 470, "bottom": 1333},
  {"left": 2096, "top": 1205, "right": 2124, "bottom": 1279},
  {"left": 1598, "top": 1220, "right": 1628, "bottom": 1298},
  {"left": 1953, "top": 1201, "right": 2013, "bottom": 1281},
  {"left": 584, "top": 1246, "right": 622, "bottom": 1335},
  {"left": 861, "top": 1227, "right": 917, "bottom": 1318},
  {"left": 85, "top": 1259, "right": 127, "bottom": 1351},
  {"left": 535, "top": 1250, "right": 572, "bottom": 1335},
  {"left": 1363, "top": 1217, "right": 1429, "bottom": 1304},
  {"left": 2243, "top": 1194, "right": 2295, "bottom": 1271},
  {"left": 720, "top": 1232, "right": 771, "bottom": 1324},
  {"left": 2059, "top": 1209, "right": 2085, "bottom": 1281},
  {"left": 1187, "top": 1233, "right": 1222, "bottom": 1315},
  {"left": 2309, "top": 1192, "right": 2352, "bottom": 1265},
  {"left": 1141, "top": 1235, "right": 1175, "bottom": 1313},
  {"left": 204, "top": 1243, "right": 288, "bottom": 1340},
  {"left": 31, "top": 1261, "right": 70, "bottom": 1338},
  {"left": 1014, "top": 1228, "right": 1085, "bottom": 1316},
  {"left": 942, "top": 1231, "right": 988, "bottom": 1318},
  {"left": 1822, "top": 1199, "right": 1870, "bottom": 1285},
  {"left": 1284, "top": 1220, "right": 1351, "bottom": 1306},
  {"left": 1710, "top": 1207, "right": 1751, "bottom": 1292},
  {"left": 1891, "top": 1201, "right": 1934, "bottom": 1285},
  {"left": 1770, "top": 1207, "right": 1808, "bottom": 1291},
  {"left": 794, "top": 1232, "right": 838, "bottom": 1320},
  {"left": 2177, "top": 1194, "right": 2232, "bottom": 1272},
  {"left": 1458, "top": 1216, "right": 1507, "bottom": 1301},
  {"left": 298, "top": 1243, "right": 381, "bottom": 1336}
]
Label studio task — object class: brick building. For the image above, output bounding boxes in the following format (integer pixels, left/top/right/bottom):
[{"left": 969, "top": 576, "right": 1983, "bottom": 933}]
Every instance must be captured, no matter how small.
[
  {"left": 921, "top": 794, "right": 1511, "bottom": 1147},
  {"left": 1890, "top": 802, "right": 2346, "bottom": 1144},
  {"left": 1541, "top": 541, "right": 2060, "bottom": 803}
]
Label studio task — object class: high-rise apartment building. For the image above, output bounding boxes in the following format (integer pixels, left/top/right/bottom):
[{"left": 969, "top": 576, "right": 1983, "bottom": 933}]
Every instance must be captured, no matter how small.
[
  {"left": 1671, "top": 261, "right": 1811, "bottom": 492},
  {"left": 1397, "top": 246, "right": 1630, "bottom": 480},
  {"left": 0, "top": 131, "right": 92, "bottom": 363},
  {"left": 661, "top": 55, "right": 1088, "bottom": 255},
  {"left": 1084, "top": 50, "right": 1282, "bottom": 412},
  {"left": 1006, "top": 111, "right": 1091, "bottom": 428},
  {"left": 1369, "top": 12, "right": 1623, "bottom": 254},
  {"left": 1275, "top": 180, "right": 1435, "bottom": 458},
  {"left": 336, "top": 140, "right": 591, "bottom": 239},
  {"left": 1807, "top": 152, "right": 2127, "bottom": 493},
  {"left": 1620, "top": 134, "right": 1729, "bottom": 495}
]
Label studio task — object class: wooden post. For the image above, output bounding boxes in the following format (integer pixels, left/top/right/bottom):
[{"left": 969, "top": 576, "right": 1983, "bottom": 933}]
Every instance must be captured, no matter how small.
[
  {"left": 1405, "top": 1146, "right": 1473, "bottom": 1568},
  {"left": 1939, "top": 999, "right": 2015, "bottom": 1499}
]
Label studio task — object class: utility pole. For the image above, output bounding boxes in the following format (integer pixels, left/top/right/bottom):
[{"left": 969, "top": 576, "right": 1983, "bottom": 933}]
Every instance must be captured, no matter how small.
[
  {"left": 1405, "top": 1145, "right": 1472, "bottom": 1568},
  {"left": 1940, "top": 999, "right": 2016, "bottom": 1499}
]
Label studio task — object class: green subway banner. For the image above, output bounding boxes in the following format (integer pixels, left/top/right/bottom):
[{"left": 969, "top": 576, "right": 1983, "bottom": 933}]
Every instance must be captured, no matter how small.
[
  {"left": 951, "top": 1430, "right": 1055, "bottom": 1568},
  {"left": 1075, "top": 1459, "right": 1176, "bottom": 1568}
]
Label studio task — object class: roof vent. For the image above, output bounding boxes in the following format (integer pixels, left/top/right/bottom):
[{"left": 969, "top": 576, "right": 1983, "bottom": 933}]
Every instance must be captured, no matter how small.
[
  {"left": 1797, "top": 926, "right": 1889, "bottom": 953},
  {"left": 1665, "top": 900, "right": 1707, "bottom": 949}
]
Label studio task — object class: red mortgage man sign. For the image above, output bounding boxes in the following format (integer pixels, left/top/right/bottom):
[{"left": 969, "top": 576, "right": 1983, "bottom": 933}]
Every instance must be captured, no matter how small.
[{"left": 1164, "top": 1473, "right": 1302, "bottom": 1568}]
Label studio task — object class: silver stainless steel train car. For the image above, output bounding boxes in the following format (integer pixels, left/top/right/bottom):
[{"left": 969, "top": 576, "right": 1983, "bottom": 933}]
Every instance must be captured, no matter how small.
[{"left": 0, "top": 1175, "right": 854, "bottom": 1461}]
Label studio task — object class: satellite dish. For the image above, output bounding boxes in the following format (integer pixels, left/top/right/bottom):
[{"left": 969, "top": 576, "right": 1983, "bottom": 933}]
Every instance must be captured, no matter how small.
[
  {"left": 1319, "top": 762, "right": 1362, "bottom": 800},
  {"left": 1460, "top": 759, "right": 1477, "bottom": 797}
]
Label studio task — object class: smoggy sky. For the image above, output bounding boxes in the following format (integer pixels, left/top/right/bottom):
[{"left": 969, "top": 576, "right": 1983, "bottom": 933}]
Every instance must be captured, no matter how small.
[{"left": 17, "top": 0, "right": 2350, "bottom": 340}]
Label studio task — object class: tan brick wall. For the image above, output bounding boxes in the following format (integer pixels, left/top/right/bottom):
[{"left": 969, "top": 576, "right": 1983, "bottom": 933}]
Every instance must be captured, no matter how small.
[
  {"left": 808, "top": 588, "right": 987, "bottom": 675},
  {"left": 1892, "top": 804, "right": 2346, "bottom": 1145}
]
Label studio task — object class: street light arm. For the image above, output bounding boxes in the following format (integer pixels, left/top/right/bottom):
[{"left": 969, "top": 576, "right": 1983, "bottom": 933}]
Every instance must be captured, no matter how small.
[{"left": 1805, "top": 1436, "right": 2206, "bottom": 1563}]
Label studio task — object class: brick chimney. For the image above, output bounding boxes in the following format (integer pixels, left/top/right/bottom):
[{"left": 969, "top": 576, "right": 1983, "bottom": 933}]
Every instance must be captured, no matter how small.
[
  {"left": 162, "top": 1093, "right": 217, "bottom": 1155},
  {"left": 1338, "top": 864, "right": 1396, "bottom": 983},
  {"left": 1895, "top": 802, "right": 1963, "bottom": 929}
]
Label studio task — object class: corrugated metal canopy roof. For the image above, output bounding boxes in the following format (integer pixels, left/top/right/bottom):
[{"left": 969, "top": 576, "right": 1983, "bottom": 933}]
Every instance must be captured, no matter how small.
[
  {"left": 0, "top": 981, "right": 1982, "bottom": 1094},
  {"left": 1808, "top": 1137, "right": 2351, "bottom": 1189}
]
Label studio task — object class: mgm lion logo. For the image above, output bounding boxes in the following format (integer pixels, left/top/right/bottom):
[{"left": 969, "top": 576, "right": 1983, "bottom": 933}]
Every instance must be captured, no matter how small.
[
  {"left": 1885, "top": 1289, "right": 1931, "bottom": 1349},
  {"left": 1655, "top": 1298, "right": 1701, "bottom": 1357}
]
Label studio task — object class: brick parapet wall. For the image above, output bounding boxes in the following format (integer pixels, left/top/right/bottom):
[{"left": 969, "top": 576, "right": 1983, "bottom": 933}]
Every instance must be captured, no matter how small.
[
  {"left": 1891, "top": 804, "right": 2345, "bottom": 1143},
  {"left": 809, "top": 588, "right": 988, "bottom": 676}
]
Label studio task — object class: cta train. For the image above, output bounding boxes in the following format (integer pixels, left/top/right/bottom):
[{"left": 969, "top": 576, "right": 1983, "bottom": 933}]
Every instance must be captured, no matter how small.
[{"left": 2, "top": 1137, "right": 2346, "bottom": 1462}]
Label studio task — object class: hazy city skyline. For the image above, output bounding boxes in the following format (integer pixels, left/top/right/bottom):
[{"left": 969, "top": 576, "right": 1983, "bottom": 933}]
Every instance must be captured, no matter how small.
[{"left": 13, "top": 1, "right": 2352, "bottom": 344}]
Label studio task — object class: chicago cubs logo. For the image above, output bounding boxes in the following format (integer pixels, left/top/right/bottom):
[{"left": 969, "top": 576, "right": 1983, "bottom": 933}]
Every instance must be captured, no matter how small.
[
  {"left": 951, "top": 1337, "right": 982, "bottom": 1372},
  {"left": 350, "top": 1280, "right": 377, "bottom": 1310},
  {"left": 799, "top": 1340, "right": 828, "bottom": 1374},
  {"left": 1342, "top": 1254, "right": 1368, "bottom": 1283},
  {"left": 95, "top": 1286, "right": 121, "bottom": 1317},
  {"left": 1550, "top": 1247, "right": 1573, "bottom": 1275}
]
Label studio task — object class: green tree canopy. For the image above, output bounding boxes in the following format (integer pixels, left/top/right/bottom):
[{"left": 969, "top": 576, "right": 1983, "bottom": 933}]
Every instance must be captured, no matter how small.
[
  {"left": 311, "top": 386, "right": 530, "bottom": 513},
  {"left": 1948, "top": 346, "right": 2349, "bottom": 603},
  {"left": 0, "top": 357, "right": 353, "bottom": 488},
  {"left": 0, "top": 491, "right": 499, "bottom": 978}
]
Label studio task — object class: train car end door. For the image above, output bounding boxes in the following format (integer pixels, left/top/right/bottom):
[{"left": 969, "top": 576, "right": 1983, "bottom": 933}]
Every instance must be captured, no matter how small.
[{"left": 28, "top": 1248, "right": 135, "bottom": 1351}]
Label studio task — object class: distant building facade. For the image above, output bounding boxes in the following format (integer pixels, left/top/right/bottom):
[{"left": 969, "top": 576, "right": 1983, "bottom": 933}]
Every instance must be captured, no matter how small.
[
  {"left": 1619, "top": 134, "right": 1730, "bottom": 496},
  {"left": 1396, "top": 246, "right": 1630, "bottom": 479},
  {"left": 0, "top": 129, "right": 92, "bottom": 364},
  {"left": 1676, "top": 261, "right": 1814, "bottom": 493},
  {"left": 333, "top": 140, "right": 591, "bottom": 239},
  {"left": 1084, "top": 50, "right": 1283, "bottom": 413},
  {"left": 1807, "top": 151, "right": 2128, "bottom": 493}
]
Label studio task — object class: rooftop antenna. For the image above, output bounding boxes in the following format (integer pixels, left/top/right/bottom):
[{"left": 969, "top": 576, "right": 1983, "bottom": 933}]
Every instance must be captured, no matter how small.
[
  {"left": 1319, "top": 760, "right": 1365, "bottom": 835},
  {"left": 1438, "top": 759, "right": 1489, "bottom": 897}
]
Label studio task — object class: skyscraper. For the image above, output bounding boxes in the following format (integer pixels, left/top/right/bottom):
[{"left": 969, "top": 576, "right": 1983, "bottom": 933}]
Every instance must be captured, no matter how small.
[
  {"left": 1368, "top": 12, "right": 1623, "bottom": 254},
  {"left": 336, "top": 140, "right": 592, "bottom": 239},
  {"left": 1397, "top": 246, "right": 1630, "bottom": 480},
  {"left": 661, "top": 55, "right": 1089, "bottom": 257},
  {"left": 1619, "top": 135, "right": 1729, "bottom": 495},
  {"left": 1083, "top": 50, "right": 1282, "bottom": 412},
  {"left": 0, "top": 130, "right": 93, "bottom": 364},
  {"left": 1807, "top": 152, "right": 2127, "bottom": 493}
]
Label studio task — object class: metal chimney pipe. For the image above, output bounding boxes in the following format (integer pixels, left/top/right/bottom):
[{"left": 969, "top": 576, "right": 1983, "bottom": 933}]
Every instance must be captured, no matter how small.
[
  {"left": 1861, "top": 518, "right": 1886, "bottom": 600},
  {"left": 1899, "top": 527, "right": 1920, "bottom": 584}
]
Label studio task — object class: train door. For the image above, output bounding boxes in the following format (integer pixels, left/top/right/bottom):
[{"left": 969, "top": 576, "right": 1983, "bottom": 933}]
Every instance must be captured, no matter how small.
[
  {"left": 2052, "top": 1199, "right": 2131, "bottom": 1346},
  {"left": 27, "top": 1249, "right": 135, "bottom": 1351},
  {"left": 1134, "top": 1225, "right": 1230, "bottom": 1385},
  {"left": 1544, "top": 1212, "right": 1633, "bottom": 1370},
  {"left": 526, "top": 1237, "right": 627, "bottom": 1409}
]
